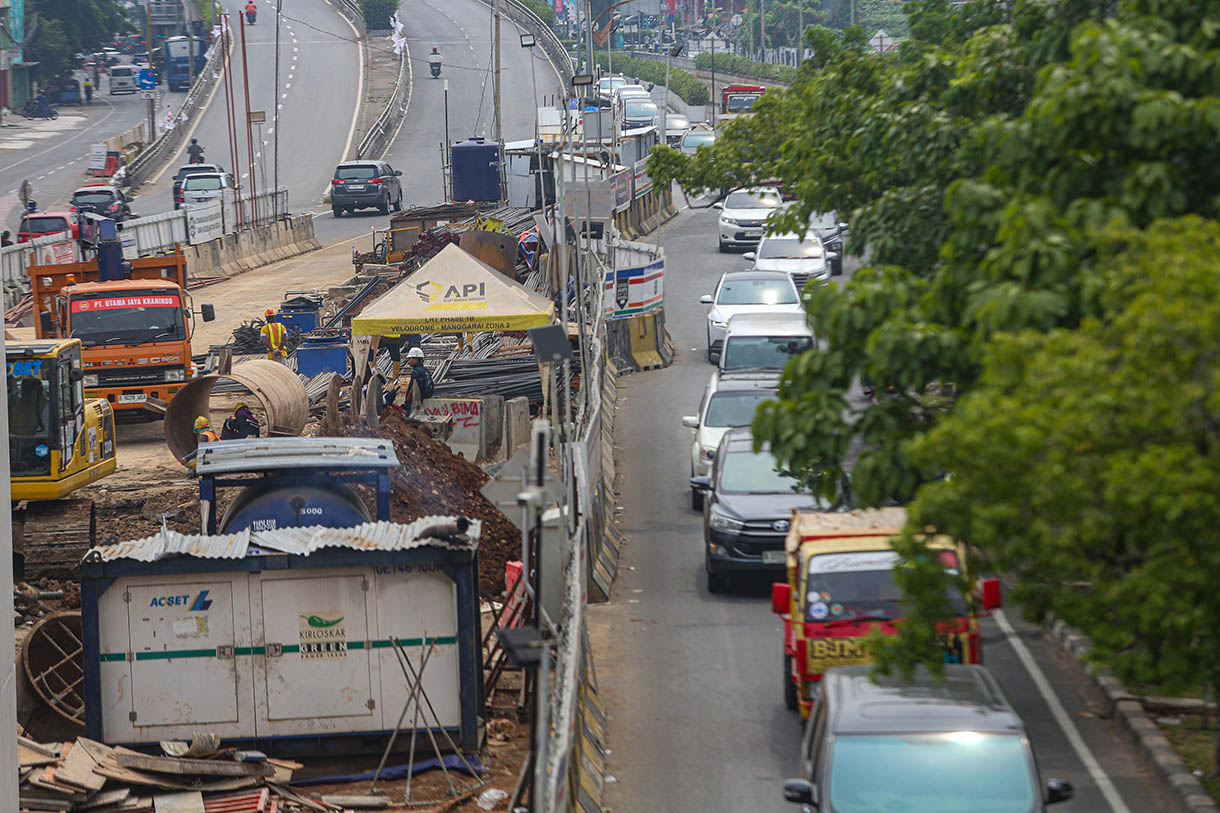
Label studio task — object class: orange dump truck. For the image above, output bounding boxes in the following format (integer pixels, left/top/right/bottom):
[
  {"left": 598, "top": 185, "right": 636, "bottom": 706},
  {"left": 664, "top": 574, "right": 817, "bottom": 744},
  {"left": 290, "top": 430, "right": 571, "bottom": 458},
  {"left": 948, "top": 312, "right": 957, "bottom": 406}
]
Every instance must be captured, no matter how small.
[
  {"left": 770, "top": 508, "right": 1002, "bottom": 718},
  {"left": 27, "top": 246, "right": 214, "bottom": 416}
]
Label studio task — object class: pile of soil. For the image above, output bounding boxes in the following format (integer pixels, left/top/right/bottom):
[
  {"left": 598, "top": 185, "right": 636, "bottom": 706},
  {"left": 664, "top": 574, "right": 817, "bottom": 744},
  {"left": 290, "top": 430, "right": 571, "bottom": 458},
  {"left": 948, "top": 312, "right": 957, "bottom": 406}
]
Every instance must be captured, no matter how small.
[
  {"left": 330, "top": 410, "right": 520, "bottom": 596},
  {"left": 91, "top": 483, "right": 202, "bottom": 545}
]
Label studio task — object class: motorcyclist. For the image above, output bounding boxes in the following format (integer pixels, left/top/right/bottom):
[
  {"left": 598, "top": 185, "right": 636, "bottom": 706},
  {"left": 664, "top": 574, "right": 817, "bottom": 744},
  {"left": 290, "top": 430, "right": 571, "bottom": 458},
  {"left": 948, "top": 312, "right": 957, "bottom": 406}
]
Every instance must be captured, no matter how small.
[
  {"left": 245, "top": 0, "right": 257, "bottom": 22},
  {"left": 428, "top": 46, "right": 442, "bottom": 77},
  {"left": 187, "top": 138, "right": 204, "bottom": 163}
]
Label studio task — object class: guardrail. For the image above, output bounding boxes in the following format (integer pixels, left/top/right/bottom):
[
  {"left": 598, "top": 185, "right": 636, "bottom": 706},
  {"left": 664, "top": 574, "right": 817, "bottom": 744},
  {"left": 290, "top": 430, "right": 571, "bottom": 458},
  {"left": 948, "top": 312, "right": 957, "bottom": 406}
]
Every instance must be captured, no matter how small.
[
  {"left": 489, "top": 0, "right": 573, "bottom": 83},
  {"left": 336, "top": 0, "right": 366, "bottom": 35},
  {"left": 355, "top": 44, "right": 409, "bottom": 159},
  {"left": 125, "top": 31, "right": 227, "bottom": 189}
]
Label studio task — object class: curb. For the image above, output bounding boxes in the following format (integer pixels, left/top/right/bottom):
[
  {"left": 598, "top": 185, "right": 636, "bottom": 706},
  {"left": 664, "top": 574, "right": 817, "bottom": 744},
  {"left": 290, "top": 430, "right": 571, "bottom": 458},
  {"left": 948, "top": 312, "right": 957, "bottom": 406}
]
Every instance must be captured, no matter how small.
[{"left": 1046, "top": 617, "right": 1218, "bottom": 812}]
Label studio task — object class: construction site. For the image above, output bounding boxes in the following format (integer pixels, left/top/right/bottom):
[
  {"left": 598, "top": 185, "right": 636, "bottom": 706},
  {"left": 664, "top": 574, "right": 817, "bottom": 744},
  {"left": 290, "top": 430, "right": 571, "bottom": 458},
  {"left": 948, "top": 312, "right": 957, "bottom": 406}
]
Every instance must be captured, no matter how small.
[{"left": 4, "top": 182, "right": 662, "bottom": 810}]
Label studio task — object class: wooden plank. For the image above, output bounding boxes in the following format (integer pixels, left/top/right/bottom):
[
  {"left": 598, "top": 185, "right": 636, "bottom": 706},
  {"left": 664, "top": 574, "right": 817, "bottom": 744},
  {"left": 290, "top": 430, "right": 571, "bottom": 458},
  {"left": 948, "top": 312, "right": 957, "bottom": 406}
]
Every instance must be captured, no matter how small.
[
  {"left": 19, "top": 742, "right": 61, "bottom": 768},
  {"left": 18, "top": 736, "right": 62, "bottom": 757},
  {"left": 93, "top": 758, "right": 194, "bottom": 791},
  {"left": 153, "top": 791, "right": 205, "bottom": 813},
  {"left": 75, "top": 737, "right": 116, "bottom": 765},
  {"left": 54, "top": 740, "right": 107, "bottom": 792},
  {"left": 79, "top": 788, "right": 133, "bottom": 809},
  {"left": 116, "top": 752, "right": 272, "bottom": 778}
]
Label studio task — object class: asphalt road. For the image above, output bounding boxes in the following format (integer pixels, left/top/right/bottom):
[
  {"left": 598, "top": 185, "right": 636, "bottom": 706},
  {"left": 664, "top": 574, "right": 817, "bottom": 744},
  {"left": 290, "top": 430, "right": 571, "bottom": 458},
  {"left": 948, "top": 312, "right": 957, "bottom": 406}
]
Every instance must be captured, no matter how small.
[
  {"left": 592, "top": 201, "right": 1174, "bottom": 812},
  {"left": 134, "top": 0, "right": 362, "bottom": 223},
  {"left": 311, "top": 0, "right": 561, "bottom": 244},
  {"left": 0, "top": 70, "right": 158, "bottom": 230}
]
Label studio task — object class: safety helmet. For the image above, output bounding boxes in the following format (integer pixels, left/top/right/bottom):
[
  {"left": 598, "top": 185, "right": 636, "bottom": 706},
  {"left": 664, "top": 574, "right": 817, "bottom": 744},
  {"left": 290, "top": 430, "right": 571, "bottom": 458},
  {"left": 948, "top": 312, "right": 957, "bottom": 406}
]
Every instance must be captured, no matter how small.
[
  {"left": 234, "top": 401, "right": 247, "bottom": 411},
  {"left": 406, "top": 347, "right": 424, "bottom": 359},
  {"left": 194, "top": 416, "right": 210, "bottom": 430},
  {"left": 265, "top": 308, "right": 275, "bottom": 317}
]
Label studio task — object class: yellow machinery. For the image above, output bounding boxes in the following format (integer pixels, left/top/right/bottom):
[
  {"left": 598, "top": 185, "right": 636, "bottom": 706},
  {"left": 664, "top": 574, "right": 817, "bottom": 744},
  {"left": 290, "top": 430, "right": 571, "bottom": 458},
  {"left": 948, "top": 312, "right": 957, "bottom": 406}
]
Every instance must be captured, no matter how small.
[{"left": 8, "top": 339, "right": 117, "bottom": 578}]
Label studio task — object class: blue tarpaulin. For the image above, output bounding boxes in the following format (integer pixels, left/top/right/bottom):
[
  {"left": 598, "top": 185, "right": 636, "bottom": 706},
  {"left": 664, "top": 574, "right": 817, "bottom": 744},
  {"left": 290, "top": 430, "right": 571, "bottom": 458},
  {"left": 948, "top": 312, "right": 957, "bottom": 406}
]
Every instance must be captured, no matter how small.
[{"left": 291, "top": 754, "right": 485, "bottom": 786}]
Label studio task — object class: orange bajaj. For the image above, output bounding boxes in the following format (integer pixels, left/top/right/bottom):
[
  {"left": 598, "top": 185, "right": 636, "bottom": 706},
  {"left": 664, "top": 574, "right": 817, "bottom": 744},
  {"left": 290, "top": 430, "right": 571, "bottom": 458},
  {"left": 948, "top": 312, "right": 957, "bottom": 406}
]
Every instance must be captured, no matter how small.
[{"left": 771, "top": 508, "right": 1003, "bottom": 718}]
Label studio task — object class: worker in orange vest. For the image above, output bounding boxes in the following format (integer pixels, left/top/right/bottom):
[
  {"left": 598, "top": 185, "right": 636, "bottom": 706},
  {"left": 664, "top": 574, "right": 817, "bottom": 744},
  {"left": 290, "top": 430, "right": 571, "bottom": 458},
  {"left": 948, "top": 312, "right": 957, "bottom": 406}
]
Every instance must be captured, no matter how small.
[
  {"left": 185, "top": 416, "right": 220, "bottom": 470},
  {"left": 260, "top": 308, "right": 287, "bottom": 361}
]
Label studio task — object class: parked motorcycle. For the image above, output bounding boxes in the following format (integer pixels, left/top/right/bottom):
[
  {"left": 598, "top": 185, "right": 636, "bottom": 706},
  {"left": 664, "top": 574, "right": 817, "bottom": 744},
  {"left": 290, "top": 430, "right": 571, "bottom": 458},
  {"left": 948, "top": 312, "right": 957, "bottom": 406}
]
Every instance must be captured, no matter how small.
[{"left": 20, "top": 100, "right": 57, "bottom": 120}]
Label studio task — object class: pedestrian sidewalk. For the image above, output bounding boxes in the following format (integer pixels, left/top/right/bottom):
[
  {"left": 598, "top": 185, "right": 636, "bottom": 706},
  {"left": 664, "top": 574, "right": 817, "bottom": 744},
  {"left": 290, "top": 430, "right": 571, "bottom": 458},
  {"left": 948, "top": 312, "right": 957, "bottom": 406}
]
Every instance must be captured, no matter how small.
[{"left": 0, "top": 109, "right": 94, "bottom": 151}]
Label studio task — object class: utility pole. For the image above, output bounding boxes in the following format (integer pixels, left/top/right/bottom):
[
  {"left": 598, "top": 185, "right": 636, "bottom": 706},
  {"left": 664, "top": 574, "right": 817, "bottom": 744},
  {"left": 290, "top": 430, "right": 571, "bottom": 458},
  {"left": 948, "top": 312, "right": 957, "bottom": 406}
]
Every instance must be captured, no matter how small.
[
  {"left": 584, "top": 0, "right": 594, "bottom": 76},
  {"left": 797, "top": 3, "right": 803, "bottom": 65},
  {"left": 274, "top": 0, "right": 282, "bottom": 192},
  {"left": 493, "top": 0, "right": 502, "bottom": 147},
  {"left": 850, "top": 0, "right": 856, "bottom": 27},
  {"left": 144, "top": 3, "right": 156, "bottom": 141},
  {"left": 759, "top": 0, "right": 765, "bottom": 61},
  {"left": 239, "top": 13, "right": 257, "bottom": 206},
  {"left": 710, "top": 34, "right": 716, "bottom": 127}
]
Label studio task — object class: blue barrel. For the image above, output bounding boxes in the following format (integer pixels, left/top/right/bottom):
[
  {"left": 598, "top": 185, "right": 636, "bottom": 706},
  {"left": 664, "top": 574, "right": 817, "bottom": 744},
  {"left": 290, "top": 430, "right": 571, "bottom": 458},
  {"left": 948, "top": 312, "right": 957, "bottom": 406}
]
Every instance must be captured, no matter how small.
[
  {"left": 451, "top": 138, "right": 501, "bottom": 202},
  {"left": 296, "top": 334, "right": 349, "bottom": 377}
]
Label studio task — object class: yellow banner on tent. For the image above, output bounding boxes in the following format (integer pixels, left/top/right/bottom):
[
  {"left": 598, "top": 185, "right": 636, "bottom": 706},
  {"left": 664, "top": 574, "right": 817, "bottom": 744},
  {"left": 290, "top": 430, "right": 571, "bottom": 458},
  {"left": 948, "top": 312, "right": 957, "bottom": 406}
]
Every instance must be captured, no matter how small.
[{"left": 351, "top": 243, "right": 555, "bottom": 335}]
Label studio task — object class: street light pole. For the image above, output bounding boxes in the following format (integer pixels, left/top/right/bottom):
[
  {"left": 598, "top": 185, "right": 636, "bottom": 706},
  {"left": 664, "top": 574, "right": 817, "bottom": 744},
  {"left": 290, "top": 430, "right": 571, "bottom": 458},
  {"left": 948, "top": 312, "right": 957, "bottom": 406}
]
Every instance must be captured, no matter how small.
[{"left": 274, "top": 0, "right": 282, "bottom": 192}]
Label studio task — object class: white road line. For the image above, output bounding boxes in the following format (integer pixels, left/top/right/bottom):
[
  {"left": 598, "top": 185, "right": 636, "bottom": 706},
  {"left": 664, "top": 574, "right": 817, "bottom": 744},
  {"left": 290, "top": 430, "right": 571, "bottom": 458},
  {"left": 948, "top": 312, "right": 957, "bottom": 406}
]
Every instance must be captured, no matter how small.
[{"left": 994, "top": 610, "right": 1131, "bottom": 813}]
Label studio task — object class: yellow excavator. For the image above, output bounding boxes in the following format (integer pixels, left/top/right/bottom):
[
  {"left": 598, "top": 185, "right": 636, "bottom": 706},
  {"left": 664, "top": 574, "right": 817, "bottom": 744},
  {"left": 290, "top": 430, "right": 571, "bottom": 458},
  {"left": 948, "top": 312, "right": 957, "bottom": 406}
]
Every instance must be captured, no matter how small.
[{"left": 8, "top": 338, "right": 117, "bottom": 579}]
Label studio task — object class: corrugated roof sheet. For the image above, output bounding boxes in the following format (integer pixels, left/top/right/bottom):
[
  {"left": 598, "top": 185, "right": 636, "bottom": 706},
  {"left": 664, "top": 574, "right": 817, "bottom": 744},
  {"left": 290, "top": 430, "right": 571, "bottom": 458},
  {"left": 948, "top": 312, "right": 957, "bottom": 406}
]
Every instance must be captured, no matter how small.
[{"left": 83, "top": 518, "right": 482, "bottom": 564}]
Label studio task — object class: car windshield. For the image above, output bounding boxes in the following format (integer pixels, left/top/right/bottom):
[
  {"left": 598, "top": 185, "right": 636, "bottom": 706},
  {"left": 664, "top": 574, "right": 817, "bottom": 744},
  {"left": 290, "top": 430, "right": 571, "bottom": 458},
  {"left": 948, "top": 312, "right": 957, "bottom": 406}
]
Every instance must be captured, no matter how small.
[
  {"left": 7, "top": 357, "right": 53, "bottom": 477},
  {"left": 726, "top": 94, "right": 758, "bottom": 112},
  {"left": 666, "top": 115, "right": 689, "bottom": 130},
  {"left": 758, "top": 238, "right": 823, "bottom": 260},
  {"left": 804, "top": 550, "right": 968, "bottom": 622},
  {"left": 336, "top": 165, "right": 378, "bottom": 180},
  {"left": 721, "top": 335, "right": 812, "bottom": 370},
  {"left": 184, "top": 176, "right": 223, "bottom": 190},
  {"left": 74, "top": 191, "right": 114, "bottom": 204},
  {"left": 704, "top": 392, "right": 771, "bottom": 428},
  {"left": 683, "top": 132, "right": 715, "bottom": 148},
  {"left": 725, "top": 190, "right": 781, "bottom": 209},
  {"left": 111, "top": 66, "right": 132, "bottom": 76},
  {"left": 21, "top": 216, "right": 70, "bottom": 234},
  {"left": 719, "top": 449, "right": 799, "bottom": 494},
  {"left": 828, "top": 734, "right": 1035, "bottom": 812},
  {"left": 809, "top": 211, "right": 838, "bottom": 229},
  {"left": 69, "top": 290, "right": 185, "bottom": 346},
  {"left": 178, "top": 166, "right": 218, "bottom": 179},
  {"left": 625, "top": 101, "right": 657, "bottom": 118},
  {"left": 599, "top": 77, "right": 626, "bottom": 91},
  {"left": 717, "top": 278, "right": 797, "bottom": 305}
]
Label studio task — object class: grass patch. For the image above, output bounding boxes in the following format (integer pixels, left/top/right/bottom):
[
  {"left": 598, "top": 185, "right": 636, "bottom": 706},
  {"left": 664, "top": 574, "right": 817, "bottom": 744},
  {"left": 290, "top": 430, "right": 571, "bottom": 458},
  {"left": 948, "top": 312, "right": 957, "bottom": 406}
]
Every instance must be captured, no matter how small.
[{"left": 1156, "top": 714, "right": 1220, "bottom": 801}]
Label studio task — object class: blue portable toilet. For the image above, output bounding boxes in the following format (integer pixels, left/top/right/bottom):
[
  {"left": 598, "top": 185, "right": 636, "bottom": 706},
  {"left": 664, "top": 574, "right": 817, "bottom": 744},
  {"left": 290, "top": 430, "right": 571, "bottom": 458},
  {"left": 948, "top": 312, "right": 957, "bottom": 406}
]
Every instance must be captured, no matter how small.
[
  {"left": 295, "top": 332, "right": 349, "bottom": 378},
  {"left": 451, "top": 138, "right": 501, "bottom": 202}
]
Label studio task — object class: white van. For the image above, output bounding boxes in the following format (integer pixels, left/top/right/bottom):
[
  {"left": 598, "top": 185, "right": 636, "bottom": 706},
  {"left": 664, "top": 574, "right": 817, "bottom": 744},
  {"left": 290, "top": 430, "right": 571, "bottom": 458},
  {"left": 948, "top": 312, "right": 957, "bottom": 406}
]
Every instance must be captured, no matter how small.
[
  {"left": 108, "top": 65, "right": 137, "bottom": 95},
  {"left": 717, "top": 312, "right": 814, "bottom": 373}
]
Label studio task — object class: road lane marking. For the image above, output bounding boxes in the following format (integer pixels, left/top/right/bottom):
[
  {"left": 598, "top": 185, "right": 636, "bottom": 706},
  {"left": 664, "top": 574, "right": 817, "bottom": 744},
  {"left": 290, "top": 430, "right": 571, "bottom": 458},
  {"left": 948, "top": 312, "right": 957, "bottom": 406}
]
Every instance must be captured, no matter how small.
[{"left": 993, "top": 610, "right": 1131, "bottom": 813}]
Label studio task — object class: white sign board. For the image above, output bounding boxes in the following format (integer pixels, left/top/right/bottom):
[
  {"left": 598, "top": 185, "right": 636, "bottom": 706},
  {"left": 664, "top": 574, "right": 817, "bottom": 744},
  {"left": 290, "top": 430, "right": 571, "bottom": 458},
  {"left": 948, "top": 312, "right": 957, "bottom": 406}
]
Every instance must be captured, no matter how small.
[
  {"left": 89, "top": 143, "right": 108, "bottom": 171},
  {"left": 602, "top": 257, "right": 664, "bottom": 319},
  {"left": 185, "top": 198, "right": 225, "bottom": 245},
  {"left": 31, "top": 238, "right": 76, "bottom": 266}
]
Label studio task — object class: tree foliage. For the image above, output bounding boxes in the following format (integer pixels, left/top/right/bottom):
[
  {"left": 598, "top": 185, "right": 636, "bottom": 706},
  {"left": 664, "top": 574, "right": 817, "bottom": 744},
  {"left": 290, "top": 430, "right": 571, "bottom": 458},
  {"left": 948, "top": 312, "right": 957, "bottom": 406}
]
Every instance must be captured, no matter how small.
[
  {"left": 26, "top": 0, "right": 129, "bottom": 80},
  {"left": 653, "top": 0, "right": 1220, "bottom": 681},
  {"left": 882, "top": 219, "right": 1220, "bottom": 695}
]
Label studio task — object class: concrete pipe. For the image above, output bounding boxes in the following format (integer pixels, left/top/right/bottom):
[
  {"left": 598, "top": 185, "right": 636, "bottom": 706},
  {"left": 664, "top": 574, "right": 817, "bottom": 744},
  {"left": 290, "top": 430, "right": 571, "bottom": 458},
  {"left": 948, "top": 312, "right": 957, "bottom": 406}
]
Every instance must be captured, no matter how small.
[{"left": 164, "top": 360, "right": 309, "bottom": 462}]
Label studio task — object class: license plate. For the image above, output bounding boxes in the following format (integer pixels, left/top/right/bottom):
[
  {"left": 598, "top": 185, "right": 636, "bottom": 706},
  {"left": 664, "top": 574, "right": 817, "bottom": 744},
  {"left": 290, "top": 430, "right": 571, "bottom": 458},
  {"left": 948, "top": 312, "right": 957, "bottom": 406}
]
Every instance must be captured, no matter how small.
[
  {"left": 118, "top": 393, "right": 147, "bottom": 404},
  {"left": 763, "top": 551, "right": 785, "bottom": 565},
  {"left": 347, "top": 184, "right": 364, "bottom": 191}
]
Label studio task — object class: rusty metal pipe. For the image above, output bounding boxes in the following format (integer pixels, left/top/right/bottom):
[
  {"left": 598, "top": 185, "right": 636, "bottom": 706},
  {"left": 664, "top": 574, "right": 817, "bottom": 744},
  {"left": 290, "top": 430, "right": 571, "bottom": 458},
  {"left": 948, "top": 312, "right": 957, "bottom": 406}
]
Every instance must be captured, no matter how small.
[{"left": 164, "top": 360, "right": 309, "bottom": 462}]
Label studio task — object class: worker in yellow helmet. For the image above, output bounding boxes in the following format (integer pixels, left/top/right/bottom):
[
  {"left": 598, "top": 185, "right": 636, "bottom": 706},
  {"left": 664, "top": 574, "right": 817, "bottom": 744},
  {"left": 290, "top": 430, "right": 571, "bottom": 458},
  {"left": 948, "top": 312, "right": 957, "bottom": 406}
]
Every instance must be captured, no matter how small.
[
  {"left": 185, "top": 416, "right": 220, "bottom": 470},
  {"left": 260, "top": 308, "right": 287, "bottom": 361}
]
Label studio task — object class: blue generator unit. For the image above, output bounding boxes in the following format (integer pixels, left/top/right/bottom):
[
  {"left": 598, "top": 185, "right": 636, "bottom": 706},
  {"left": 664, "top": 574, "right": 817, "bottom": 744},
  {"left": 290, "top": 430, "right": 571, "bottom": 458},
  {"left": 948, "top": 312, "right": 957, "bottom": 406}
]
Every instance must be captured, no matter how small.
[{"left": 451, "top": 138, "right": 502, "bottom": 202}]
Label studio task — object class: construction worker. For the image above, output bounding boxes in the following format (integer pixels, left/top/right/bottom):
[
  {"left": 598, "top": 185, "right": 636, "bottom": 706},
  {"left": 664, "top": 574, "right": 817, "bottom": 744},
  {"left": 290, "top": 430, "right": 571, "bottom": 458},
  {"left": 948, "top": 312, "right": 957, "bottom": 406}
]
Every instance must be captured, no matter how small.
[
  {"left": 260, "top": 308, "right": 287, "bottom": 361},
  {"left": 399, "top": 346, "right": 434, "bottom": 414},
  {"left": 382, "top": 334, "right": 406, "bottom": 379},
  {"left": 221, "top": 402, "right": 260, "bottom": 439},
  {"left": 184, "top": 416, "right": 220, "bottom": 470},
  {"left": 84, "top": 77, "right": 94, "bottom": 104}
]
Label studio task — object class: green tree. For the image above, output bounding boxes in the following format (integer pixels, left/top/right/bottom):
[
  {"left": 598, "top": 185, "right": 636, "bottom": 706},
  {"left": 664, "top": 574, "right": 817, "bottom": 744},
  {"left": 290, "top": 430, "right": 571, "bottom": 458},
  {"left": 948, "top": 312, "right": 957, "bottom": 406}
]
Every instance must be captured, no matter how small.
[
  {"left": 25, "top": 0, "right": 129, "bottom": 80},
  {"left": 881, "top": 218, "right": 1220, "bottom": 725}
]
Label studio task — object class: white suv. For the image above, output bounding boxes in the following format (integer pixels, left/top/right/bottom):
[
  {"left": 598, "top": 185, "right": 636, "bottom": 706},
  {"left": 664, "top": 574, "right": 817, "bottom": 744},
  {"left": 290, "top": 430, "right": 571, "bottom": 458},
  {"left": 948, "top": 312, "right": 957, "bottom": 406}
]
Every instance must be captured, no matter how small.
[
  {"left": 681, "top": 371, "right": 779, "bottom": 509},
  {"left": 701, "top": 270, "right": 802, "bottom": 363},
  {"left": 715, "top": 187, "right": 783, "bottom": 252}
]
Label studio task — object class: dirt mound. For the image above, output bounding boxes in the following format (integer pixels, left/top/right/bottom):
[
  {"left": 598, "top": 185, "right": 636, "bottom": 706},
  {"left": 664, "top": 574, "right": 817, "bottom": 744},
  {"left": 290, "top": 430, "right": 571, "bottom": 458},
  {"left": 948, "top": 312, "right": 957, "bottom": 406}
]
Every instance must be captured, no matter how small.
[{"left": 331, "top": 411, "right": 519, "bottom": 595}]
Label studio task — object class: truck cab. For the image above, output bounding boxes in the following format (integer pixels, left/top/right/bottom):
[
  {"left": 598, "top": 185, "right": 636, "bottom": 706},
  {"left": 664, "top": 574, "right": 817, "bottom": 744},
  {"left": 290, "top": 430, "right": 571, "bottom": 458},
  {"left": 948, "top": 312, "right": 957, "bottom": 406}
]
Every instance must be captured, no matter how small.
[
  {"left": 771, "top": 508, "right": 1002, "bottom": 718},
  {"left": 28, "top": 246, "right": 215, "bottom": 415},
  {"left": 8, "top": 339, "right": 116, "bottom": 500},
  {"left": 721, "top": 84, "right": 766, "bottom": 118}
]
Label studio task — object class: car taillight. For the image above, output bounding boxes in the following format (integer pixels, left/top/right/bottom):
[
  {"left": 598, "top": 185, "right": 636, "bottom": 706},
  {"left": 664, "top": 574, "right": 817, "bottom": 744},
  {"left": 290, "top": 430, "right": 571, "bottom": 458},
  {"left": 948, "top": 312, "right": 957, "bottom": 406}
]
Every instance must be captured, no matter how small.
[
  {"left": 69, "top": 205, "right": 76, "bottom": 212},
  {"left": 331, "top": 179, "right": 343, "bottom": 185},
  {"left": 368, "top": 177, "right": 382, "bottom": 184}
]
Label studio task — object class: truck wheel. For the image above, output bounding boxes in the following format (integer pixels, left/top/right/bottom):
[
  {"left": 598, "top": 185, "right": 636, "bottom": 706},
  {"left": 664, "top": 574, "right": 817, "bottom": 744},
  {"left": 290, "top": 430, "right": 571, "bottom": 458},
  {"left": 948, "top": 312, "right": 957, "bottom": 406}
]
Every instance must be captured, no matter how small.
[{"left": 784, "top": 654, "right": 798, "bottom": 711}]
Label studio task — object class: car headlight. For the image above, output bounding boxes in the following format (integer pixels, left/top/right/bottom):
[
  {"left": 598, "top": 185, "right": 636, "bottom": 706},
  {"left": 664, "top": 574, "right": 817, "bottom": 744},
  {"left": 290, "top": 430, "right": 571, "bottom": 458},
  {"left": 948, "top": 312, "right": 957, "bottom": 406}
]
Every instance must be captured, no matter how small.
[
  {"left": 164, "top": 368, "right": 185, "bottom": 382},
  {"left": 720, "top": 217, "right": 739, "bottom": 227},
  {"left": 700, "top": 448, "right": 716, "bottom": 461},
  {"left": 82, "top": 374, "right": 98, "bottom": 387},
  {"left": 710, "top": 512, "right": 745, "bottom": 533}
]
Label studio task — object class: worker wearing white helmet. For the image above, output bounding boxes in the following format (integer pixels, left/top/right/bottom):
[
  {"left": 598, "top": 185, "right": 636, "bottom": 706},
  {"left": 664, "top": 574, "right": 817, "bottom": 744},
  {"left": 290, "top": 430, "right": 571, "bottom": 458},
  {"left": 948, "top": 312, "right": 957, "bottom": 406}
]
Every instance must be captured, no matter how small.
[{"left": 399, "top": 346, "right": 434, "bottom": 413}]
